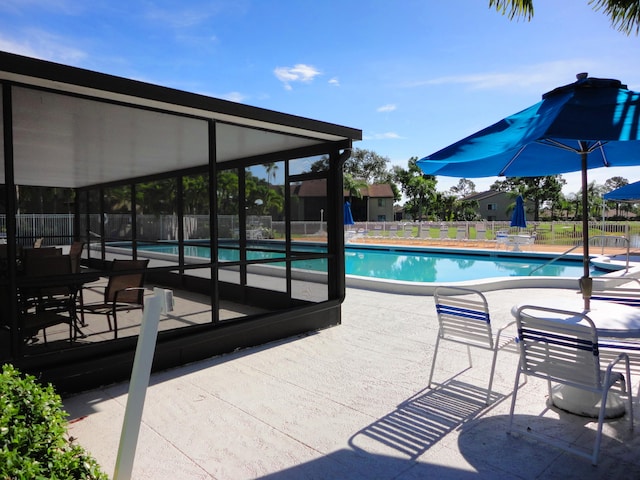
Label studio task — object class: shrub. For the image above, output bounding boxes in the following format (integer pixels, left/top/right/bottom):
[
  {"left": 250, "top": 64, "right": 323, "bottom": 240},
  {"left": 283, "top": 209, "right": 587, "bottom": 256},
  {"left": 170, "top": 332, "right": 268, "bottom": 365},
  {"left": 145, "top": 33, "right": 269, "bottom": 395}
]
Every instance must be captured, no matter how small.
[{"left": 0, "top": 364, "right": 108, "bottom": 479}]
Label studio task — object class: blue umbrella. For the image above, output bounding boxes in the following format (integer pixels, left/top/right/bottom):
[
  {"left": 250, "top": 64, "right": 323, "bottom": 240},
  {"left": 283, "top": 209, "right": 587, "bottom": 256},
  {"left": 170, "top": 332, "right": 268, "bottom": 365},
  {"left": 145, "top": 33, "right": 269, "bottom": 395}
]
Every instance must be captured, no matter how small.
[
  {"left": 344, "top": 201, "right": 355, "bottom": 225},
  {"left": 604, "top": 180, "right": 640, "bottom": 202},
  {"left": 510, "top": 195, "right": 527, "bottom": 229},
  {"left": 417, "top": 74, "right": 640, "bottom": 309}
]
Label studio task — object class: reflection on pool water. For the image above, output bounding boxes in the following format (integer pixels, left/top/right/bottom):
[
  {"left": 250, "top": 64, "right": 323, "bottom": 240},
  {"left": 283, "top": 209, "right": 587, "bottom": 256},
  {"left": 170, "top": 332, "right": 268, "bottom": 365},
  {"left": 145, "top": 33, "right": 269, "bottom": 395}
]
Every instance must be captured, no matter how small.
[{"left": 135, "top": 243, "right": 603, "bottom": 284}]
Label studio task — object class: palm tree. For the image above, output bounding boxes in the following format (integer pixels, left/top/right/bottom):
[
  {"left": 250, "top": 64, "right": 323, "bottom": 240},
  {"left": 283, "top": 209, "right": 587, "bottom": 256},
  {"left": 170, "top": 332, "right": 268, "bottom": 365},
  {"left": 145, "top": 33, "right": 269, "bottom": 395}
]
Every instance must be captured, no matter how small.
[
  {"left": 343, "top": 174, "right": 367, "bottom": 203},
  {"left": 264, "top": 163, "right": 279, "bottom": 187},
  {"left": 490, "top": 0, "right": 640, "bottom": 35}
]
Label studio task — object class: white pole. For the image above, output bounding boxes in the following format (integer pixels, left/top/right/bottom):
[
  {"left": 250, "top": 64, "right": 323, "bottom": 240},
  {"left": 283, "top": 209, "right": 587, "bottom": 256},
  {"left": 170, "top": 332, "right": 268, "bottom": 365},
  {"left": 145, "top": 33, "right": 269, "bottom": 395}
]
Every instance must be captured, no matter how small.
[{"left": 113, "top": 289, "right": 168, "bottom": 480}]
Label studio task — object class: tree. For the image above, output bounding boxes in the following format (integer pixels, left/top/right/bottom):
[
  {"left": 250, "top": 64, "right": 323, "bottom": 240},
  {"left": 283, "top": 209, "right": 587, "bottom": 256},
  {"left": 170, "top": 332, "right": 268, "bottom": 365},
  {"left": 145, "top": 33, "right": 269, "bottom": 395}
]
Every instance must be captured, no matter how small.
[
  {"left": 577, "top": 181, "right": 607, "bottom": 220},
  {"left": 264, "top": 162, "right": 279, "bottom": 187},
  {"left": 392, "top": 157, "right": 437, "bottom": 221},
  {"left": 604, "top": 176, "right": 629, "bottom": 216},
  {"left": 449, "top": 179, "right": 476, "bottom": 198},
  {"left": 490, "top": 0, "right": 640, "bottom": 35},
  {"left": 308, "top": 148, "right": 391, "bottom": 184},
  {"left": 344, "top": 149, "right": 391, "bottom": 183},
  {"left": 343, "top": 173, "right": 368, "bottom": 203}
]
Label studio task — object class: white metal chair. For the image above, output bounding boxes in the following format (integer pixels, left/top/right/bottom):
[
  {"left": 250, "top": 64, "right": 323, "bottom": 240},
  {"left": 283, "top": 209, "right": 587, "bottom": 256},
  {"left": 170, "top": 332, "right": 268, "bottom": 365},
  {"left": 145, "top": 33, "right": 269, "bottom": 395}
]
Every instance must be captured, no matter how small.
[
  {"left": 404, "top": 224, "right": 414, "bottom": 239},
  {"left": 495, "top": 230, "right": 509, "bottom": 249},
  {"left": 475, "top": 223, "right": 487, "bottom": 241},
  {"left": 509, "top": 305, "right": 634, "bottom": 466},
  {"left": 419, "top": 223, "right": 431, "bottom": 240},
  {"left": 438, "top": 225, "right": 451, "bottom": 242},
  {"left": 429, "top": 286, "right": 517, "bottom": 404}
]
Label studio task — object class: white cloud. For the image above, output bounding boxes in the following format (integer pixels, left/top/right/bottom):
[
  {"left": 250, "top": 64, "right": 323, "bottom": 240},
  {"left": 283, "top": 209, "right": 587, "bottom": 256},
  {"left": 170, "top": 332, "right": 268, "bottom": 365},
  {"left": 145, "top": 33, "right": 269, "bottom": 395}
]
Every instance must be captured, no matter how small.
[
  {"left": 0, "top": 31, "right": 86, "bottom": 64},
  {"left": 377, "top": 104, "right": 396, "bottom": 113},
  {"left": 144, "top": 4, "right": 228, "bottom": 29},
  {"left": 328, "top": 77, "right": 340, "bottom": 87},
  {"left": 364, "top": 132, "right": 402, "bottom": 140},
  {"left": 220, "top": 91, "right": 246, "bottom": 103},
  {"left": 407, "top": 61, "right": 598, "bottom": 93},
  {"left": 274, "top": 63, "right": 321, "bottom": 90}
]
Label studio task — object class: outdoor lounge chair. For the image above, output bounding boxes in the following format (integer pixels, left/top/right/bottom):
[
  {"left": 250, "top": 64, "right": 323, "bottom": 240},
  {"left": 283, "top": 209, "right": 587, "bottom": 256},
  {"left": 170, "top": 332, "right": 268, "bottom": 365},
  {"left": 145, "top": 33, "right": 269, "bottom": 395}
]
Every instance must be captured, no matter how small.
[
  {"left": 369, "top": 224, "right": 384, "bottom": 239},
  {"left": 509, "top": 305, "right": 633, "bottom": 465},
  {"left": 68, "top": 241, "right": 85, "bottom": 273},
  {"left": 438, "top": 225, "right": 451, "bottom": 242},
  {"left": 419, "top": 223, "right": 431, "bottom": 240},
  {"left": 475, "top": 223, "right": 488, "bottom": 243},
  {"left": 429, "top": 286, "right": 518, "bottom": 404},
  {"left": 79, "top": 259, "right": 149, "bottom": 339}
]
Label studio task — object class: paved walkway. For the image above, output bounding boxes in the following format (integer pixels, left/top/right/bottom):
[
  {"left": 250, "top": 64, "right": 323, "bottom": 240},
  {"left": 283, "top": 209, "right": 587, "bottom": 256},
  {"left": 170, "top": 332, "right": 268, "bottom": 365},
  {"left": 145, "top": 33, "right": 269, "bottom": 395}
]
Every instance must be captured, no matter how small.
[{"left": 63, "top": 285, "right": 640, "bottom": 479}]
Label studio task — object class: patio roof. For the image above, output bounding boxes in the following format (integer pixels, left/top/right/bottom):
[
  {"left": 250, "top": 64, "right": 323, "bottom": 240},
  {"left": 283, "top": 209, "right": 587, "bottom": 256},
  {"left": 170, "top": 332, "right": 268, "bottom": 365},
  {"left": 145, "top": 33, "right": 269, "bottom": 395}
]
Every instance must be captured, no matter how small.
[{"left": 0, "top": 51, "right": 361, "bottom": 188}]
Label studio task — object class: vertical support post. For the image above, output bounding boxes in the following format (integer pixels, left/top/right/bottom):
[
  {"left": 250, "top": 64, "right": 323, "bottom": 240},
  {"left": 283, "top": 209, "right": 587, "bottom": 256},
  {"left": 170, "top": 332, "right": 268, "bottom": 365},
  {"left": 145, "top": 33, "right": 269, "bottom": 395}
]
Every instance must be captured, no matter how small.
[
  {"left": 112, "top": 290, "right": 166, "bottom": 480},
  {"left": 579, "top": 146, "right": 591, "bottom": 311}
]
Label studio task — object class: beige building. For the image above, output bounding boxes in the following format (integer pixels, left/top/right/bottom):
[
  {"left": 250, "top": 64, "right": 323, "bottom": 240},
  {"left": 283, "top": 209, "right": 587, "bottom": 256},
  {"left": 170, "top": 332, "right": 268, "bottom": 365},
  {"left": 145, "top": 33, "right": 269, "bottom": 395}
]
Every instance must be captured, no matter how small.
[
  {"left": 347, "top": 184, "right": 395, "bottom": 222},
  {"left": 464, "top": 190, "right": 533, "bottom": 222}
]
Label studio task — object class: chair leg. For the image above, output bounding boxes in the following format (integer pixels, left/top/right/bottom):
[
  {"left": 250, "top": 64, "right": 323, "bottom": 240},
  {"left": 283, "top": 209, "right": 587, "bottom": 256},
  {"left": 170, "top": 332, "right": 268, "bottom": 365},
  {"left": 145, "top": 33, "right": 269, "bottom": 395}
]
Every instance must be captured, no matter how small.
[
  {"left": 78, "top": 289, "right": 86, "bottom": 326},
  {"left": 592, "top": 390, "right": 610, "bottom": 466},
  {"left": 507, "top": 368, "right": 521, "bottom": 435},
  {"left": 112, "top": 309, "right": 118, "bottom": 340},
  {"left": 486, "top": 347, "right": 499, "bottom": 404},
  {"left": 428, "top": 336, "right": 441, "bottom": 388},
  {"left": 624, "top": 361, "right": 634, "bottom": 431}
]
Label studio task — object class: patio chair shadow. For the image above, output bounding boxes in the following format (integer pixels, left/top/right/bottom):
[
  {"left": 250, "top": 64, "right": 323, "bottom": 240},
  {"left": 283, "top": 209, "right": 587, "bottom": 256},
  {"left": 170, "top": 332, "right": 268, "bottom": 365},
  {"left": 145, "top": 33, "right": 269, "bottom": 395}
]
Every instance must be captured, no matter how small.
[
  {"left": 457, "top": 413, "right": 639, "bottom": 477},
  {"left": 348, "top": 378, "right": 507, "bottom": 460},
  {"left": 255, "top": 448, "right": 483, "bottom": 479}
]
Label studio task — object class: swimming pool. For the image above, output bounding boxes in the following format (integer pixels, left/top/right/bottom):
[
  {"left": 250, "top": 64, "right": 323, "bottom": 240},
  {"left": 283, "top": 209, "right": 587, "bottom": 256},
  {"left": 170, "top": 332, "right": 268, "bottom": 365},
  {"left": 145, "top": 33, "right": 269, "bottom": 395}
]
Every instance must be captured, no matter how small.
[{"left": 134, "top": 242, "right": 603, "bottom": 283}]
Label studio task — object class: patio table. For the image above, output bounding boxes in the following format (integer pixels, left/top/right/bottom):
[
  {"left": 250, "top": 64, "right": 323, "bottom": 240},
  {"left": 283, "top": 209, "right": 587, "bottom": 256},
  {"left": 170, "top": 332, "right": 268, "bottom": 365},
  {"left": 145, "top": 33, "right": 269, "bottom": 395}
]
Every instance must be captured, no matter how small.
[
  {"left": 18, "top": 267, "right": 102, "bottom": 338},
  {"left": 511, "top": 298, "right": 640, "bottom": 418}
]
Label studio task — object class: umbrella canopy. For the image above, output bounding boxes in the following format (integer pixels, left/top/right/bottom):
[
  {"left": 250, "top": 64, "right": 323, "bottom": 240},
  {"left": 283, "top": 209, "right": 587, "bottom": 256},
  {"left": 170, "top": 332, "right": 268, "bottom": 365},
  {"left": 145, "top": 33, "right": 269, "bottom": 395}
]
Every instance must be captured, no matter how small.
[
  {"left": 604, "top": 180, "right": 640, "bottom": 202},
  {"left": 344, "top": 201, "right": 355, "bottom": 225},
  {"left": 510, "top": 195, "right": 527, "bottom": 229},
  {"left": 417, "top": 74, "right": 640, "bottom": 310}
]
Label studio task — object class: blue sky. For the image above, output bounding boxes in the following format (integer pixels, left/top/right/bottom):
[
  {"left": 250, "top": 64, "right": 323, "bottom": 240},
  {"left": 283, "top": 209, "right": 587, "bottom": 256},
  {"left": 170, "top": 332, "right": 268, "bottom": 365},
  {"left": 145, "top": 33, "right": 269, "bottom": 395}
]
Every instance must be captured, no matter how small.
[{"left": 1, "top": 0, "right": 639, "bottom": 197}]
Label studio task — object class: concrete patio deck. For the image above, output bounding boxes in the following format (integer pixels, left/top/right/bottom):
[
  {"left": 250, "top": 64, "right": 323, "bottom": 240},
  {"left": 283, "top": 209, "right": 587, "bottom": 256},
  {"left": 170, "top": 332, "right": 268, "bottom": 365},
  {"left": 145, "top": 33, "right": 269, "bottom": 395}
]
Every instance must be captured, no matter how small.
[{"left": 63, "top": 285, "right": 640, "bottom": 479}]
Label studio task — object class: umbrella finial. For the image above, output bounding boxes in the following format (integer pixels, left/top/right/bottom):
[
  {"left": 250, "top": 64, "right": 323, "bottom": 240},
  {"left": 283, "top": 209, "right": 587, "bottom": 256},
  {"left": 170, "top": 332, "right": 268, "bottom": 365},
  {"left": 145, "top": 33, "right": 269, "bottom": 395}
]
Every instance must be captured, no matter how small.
[{"left": 576, "top": 72, "right": 588, "bottom": 80}]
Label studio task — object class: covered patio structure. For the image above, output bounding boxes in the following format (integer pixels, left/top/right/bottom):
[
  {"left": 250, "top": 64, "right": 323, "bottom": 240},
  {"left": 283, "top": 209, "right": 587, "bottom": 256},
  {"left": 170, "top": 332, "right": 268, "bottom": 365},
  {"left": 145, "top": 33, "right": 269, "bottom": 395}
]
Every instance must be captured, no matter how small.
[{"left": 0, "top": 51, "right": 361, "bottom": 393}]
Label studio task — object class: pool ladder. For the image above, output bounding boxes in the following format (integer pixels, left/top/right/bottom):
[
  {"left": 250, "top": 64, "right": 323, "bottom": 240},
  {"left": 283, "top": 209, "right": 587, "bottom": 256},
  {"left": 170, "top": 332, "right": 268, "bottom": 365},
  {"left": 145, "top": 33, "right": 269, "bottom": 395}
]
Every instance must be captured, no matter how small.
[{"left": 528, "top": 235, "right": 631, "bottom": 276}]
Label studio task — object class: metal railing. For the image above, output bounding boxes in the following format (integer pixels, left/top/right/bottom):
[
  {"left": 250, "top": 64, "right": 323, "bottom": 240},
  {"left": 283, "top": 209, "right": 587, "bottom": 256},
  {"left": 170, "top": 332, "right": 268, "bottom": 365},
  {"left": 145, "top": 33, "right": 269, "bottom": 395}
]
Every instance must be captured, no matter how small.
[{"left": 527, "top": 235, "right": 631, "bottom": 276}]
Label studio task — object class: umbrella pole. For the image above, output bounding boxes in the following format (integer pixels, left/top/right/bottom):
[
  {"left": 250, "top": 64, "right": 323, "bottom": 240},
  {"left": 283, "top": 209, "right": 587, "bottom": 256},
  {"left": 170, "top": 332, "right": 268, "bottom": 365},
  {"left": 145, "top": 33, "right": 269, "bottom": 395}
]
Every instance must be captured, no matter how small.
[{"left": 579, "top": 149, "right": 592, "bottom": 311}]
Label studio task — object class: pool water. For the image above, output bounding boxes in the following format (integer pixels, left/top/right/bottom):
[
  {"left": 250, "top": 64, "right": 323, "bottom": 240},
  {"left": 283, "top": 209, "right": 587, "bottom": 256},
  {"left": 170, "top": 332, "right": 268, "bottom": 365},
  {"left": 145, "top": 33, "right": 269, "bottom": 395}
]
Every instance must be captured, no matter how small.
[{"left": 136, "top": 243, "right": 603, "bottom": 283}]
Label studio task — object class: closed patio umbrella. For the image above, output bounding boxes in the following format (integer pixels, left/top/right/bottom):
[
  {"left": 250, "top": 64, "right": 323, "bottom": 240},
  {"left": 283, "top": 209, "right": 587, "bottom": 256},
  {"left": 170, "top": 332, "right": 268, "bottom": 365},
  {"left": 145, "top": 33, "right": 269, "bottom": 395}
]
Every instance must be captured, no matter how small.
[
  {"left": 510, "top": 195, "right": 527, "bottom": 229},
  {"left": 417, "top": 74, "right": 640, "bottom": 310},
  {"left": 344, "top": 201, "right": 355, "bottom": 225}
]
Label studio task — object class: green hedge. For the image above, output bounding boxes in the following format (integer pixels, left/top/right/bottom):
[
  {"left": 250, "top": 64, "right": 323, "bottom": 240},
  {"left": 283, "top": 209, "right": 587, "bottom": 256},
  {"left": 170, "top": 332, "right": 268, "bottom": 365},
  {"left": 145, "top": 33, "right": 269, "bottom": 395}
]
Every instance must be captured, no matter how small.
[{"left": 0, "top": 364, "right": 108, "bottom": 480}]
